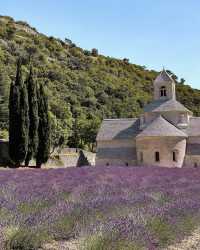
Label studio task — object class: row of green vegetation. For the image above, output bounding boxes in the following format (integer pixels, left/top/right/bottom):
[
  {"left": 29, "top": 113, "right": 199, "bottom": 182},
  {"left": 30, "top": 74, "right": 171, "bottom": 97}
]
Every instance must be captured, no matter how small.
[
  {"left": 9, "top": 59, "right": 50, "bottom": 167},
  {"left": 0, "top": 15, "right": 200, "bottom": 151}
]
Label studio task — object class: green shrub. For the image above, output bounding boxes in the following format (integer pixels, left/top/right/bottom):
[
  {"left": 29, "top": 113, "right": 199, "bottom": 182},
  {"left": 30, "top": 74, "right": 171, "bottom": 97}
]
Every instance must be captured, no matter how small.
[
  {"left": 18, "top": 200, "right": 51, "bottom": 215},
  {"left": 147, "top": 217, "right": 175, "bottom": 247},
  {"left": 177, "top": 215, "right": 197, "bottom": 236},
  {"left": 6, "top": 229, "right": 50, "bottom": 250},
  {"left": 83, "top": 234, "right": 144, "bottom": 250},
  {"left": 52, "top": 213, "right": 79, "bottom": 240}
]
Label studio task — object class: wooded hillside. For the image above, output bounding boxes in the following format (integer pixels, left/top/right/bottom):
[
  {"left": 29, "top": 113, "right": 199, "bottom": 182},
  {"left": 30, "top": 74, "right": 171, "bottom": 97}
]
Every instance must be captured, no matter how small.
[{"left": 0, "top": 15, "right": 200, "bottom": 151}]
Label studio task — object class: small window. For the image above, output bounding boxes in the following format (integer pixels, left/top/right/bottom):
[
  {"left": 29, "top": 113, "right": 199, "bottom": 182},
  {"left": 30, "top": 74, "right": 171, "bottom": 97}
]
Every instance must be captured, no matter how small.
[
  {"left": 140, "top": 152, "right": 143, "bottom": 163},
  {"left": 160, "top": 86, "right": 167, "bottom": 97},
  {"left": 155, "top": 152, "right": 160, "bottom": 162},
  {"left": 173, "top": 151, "right": 177, "bottom": 162},
  {"left": 125, "top": 162, "right": 129, "bottom": 166}
]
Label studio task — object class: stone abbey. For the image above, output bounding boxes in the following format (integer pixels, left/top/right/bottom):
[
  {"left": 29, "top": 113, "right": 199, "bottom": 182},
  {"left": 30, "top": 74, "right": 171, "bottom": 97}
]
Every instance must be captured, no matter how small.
[{"left": 96, "top": 70, "right": 200, "bottom": 168}]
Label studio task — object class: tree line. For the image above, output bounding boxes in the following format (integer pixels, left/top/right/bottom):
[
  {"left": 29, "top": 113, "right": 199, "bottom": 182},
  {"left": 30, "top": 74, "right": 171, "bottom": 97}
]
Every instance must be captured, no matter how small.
[{"left": 9, "top": 59, "right": 50, "bottom": 167}]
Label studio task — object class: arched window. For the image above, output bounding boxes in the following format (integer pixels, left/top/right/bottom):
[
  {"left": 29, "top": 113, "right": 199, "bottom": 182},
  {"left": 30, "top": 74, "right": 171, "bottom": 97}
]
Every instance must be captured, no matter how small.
[
  {"left": 160, "top": 86, "right": 167, "bottom": 97},
  {"left": 155, "top": 152, "right": 160, "bottom": 162}
]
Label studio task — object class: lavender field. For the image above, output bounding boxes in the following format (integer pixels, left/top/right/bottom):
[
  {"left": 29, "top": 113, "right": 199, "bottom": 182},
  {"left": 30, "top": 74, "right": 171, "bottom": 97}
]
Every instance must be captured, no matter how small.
[{"left": 0, "top": 166, "right": 200, "bottom": 249}]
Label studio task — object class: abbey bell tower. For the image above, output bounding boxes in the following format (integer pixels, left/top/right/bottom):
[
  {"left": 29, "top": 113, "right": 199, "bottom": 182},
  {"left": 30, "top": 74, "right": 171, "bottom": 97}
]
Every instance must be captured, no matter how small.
[{"left": 153, "top": 69, "right": 176, "bottom": 101}]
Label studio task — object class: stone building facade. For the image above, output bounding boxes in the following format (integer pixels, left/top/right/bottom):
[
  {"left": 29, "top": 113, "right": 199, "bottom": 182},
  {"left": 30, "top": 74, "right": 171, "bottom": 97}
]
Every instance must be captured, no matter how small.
[{"left": 96, "top": 70, "right": 200, "bottom": 168}]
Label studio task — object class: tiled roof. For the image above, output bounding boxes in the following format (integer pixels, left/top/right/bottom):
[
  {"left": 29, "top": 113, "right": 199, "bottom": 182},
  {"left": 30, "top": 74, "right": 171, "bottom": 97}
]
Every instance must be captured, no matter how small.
[
  {"left": 96, "top": 118, "right": 140, "bottom": 141},
  {"left": 144, "top": 99, "right": 192, "bottom": 114},
  {"left": 136, "top": 115, "right": 188, "bottom": 138},
  {"left": 155, "top": 69, "right": 173, "bottom": 82}
]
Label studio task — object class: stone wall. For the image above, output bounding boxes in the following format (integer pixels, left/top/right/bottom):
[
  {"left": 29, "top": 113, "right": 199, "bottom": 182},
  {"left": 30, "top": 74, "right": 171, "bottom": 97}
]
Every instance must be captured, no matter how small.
[
  {"left": 52, "top": 149, "right": 95, "bottom": 168},
  {"left": 42, "top": 149, "right": 96, "bottom": 168},
  {"left": 96, "top": 139, "right": 137, "bottom": 166},
  {"left": 0, "top": 142, "right": 95, "bottom": 168},
  {"left": 136, "top": 137, "right": 186, "bottom": 168}
]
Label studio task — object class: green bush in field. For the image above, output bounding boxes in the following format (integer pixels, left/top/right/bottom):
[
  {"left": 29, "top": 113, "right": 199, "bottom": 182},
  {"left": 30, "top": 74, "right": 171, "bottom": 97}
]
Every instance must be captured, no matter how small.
[
  {"left": 147, "top": 217, "right": 176, "bottom": 247},
  {"left": 83, "top": 234, "right": 144, "bottom": 250},
  {"left": 6, "top": 229, "right": 50, "bottom": 250}
]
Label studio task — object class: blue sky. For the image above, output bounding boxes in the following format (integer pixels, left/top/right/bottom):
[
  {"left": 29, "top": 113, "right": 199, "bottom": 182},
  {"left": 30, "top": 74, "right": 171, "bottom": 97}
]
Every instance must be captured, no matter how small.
[{"left": 1, "top": 0, "right": 200, "bottom": 89}]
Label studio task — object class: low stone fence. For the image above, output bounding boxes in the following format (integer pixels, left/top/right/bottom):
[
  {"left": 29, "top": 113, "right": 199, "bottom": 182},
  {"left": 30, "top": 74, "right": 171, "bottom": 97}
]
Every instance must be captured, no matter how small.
[
  {"left": 0, "top": 141, "right": 95, "bottom": 168},
  {"left": 45, "top": 148, "right": 96, "bottom": 168}
]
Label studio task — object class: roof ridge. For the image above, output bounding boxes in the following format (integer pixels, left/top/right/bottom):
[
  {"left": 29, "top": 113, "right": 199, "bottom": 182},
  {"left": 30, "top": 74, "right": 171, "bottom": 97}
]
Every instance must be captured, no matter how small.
[
  {"left": 144, "top": 98, "right": 192, "bottom": 114},
  {"left": 159, "top": 115, "right": 188, "bottom": 131},
  {"left": 136, "top": 115, "right": 188, "bottom": 138},
  {"left": 103, "top": 118, "right": 137, "bottom": 121},
  {"left": 155, "top": 69, "right": 174, "bottom": 82}
]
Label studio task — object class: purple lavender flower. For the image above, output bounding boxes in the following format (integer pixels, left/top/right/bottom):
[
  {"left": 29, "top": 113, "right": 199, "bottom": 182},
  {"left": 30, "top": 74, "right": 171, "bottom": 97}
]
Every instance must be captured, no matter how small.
[{"left": 0, "top": 166, "right": 200, "bottom": 248}]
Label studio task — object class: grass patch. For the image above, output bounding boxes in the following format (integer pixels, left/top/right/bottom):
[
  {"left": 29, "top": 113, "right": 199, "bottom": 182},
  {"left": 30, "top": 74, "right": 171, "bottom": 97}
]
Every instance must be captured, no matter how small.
[
  {"left": 3, "top": 226, "right": 19, "bottom": 242},
  {"left": 58, "top": 191, "right": 71, "bottom": 200},
  {"left": 0, "top": 207, "right": 12, "bottom": 220},
  {"left": 147, "top": 217, "right": 176, "bottom": 247},
  {"left": 148, "top": 191, "right": 173, "bottom": 206},
  {"left": 5, "top": 229, "right": 50, "bottom": 250},
  {"left": 18, "top": 200, "right": 51, "bottom": 215},
  {"left": 177, "top": 215, "right": 198, "bottom": 236},
  {"left": 83, "top": 234, "right": 144, "bottom": 250},
  {"left": 52, "top": 215, "right": 76, "bottom": 240},
  {"left": 51, "top": 207, "right": 87, "bottom": 240},
  {"left": 147, "top": 215, "right": 199, "bottom": 248}
]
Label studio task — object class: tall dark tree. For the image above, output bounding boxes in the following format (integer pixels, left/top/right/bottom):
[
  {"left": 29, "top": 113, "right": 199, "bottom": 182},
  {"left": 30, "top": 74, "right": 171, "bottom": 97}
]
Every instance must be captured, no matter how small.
[
  {"left": 19, "top": 75, "right": 29, "bottom": 162},
  {"left": 36, "top": 84, "right": 50, "bottom": 167},
  {"left": 25, "top": 67, "right": 39, "bottom": 166},
  {"left": 9, "top": 79, "right": 20, "bottom": 165},
  {"left": 9, "top": 59, "right": 29, "bottom": 166}
]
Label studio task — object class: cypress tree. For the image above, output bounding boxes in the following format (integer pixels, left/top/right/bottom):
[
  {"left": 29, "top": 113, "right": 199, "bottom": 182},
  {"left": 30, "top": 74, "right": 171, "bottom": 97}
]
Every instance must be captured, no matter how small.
[
  {"left": 36, "top": 84, "right": 50, "bottom": 167},
  {"left": 9, "top": 59, "right": 29, "bottom": 166},
  {"left": 9, "top": 79, "right": 20, "bottom": 165},
  {"left": 25, "top": 67, "right": 39, "bottom": 166},
  {"left": 19, "top": 76, "right": 29, "bottom": 162}
]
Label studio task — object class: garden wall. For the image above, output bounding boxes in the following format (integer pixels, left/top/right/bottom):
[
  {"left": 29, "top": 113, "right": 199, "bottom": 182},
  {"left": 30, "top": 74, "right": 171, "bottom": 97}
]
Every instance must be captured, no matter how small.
[{"left": 0, "top": 141, "right": 95, "bottom": 168}]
